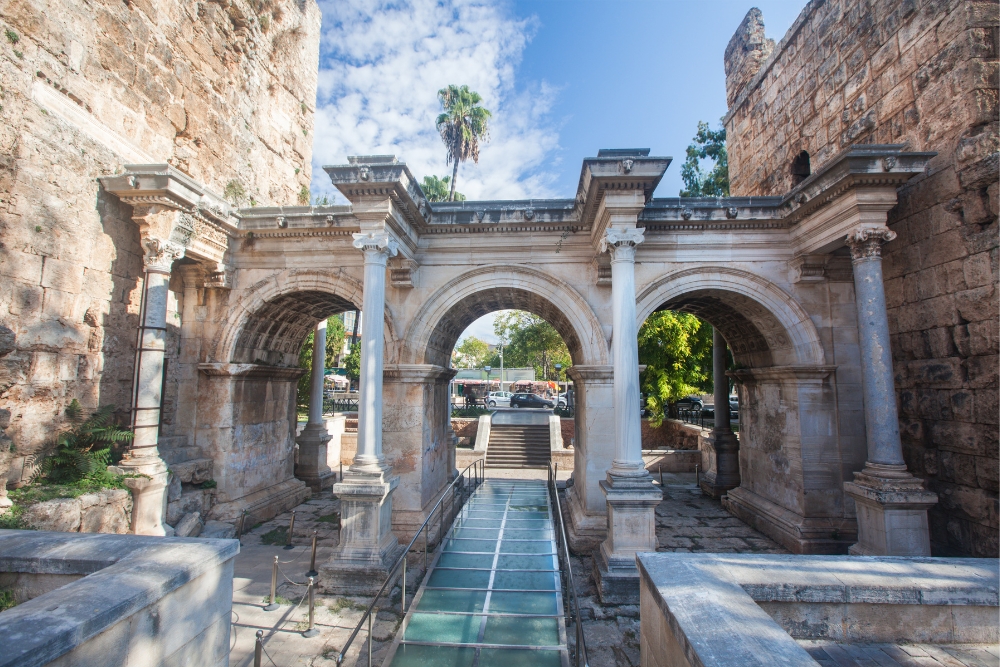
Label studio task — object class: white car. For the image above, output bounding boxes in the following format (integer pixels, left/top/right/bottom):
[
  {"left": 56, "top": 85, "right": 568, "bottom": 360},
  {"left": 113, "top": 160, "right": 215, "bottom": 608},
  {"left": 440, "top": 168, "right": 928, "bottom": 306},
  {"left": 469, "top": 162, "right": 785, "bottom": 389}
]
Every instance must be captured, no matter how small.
[
  {"left": 557, "top": 392, "right": 568, "bottom": 408},
  {"left": 487, "top": 391, "right": 512, "bottom": 408}
]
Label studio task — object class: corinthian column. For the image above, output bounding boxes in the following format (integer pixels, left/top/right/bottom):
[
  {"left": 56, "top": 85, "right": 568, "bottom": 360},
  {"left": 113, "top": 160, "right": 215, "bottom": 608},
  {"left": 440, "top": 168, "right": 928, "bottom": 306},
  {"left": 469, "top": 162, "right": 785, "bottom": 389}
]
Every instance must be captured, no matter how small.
[
  {"left": 593, "top": 226, "right": 661, "bottom": 604},
  {"left": 295, "top": 320, "right": 334, "bottom": 492},
  {"left": 323, "top": 231, "right": 404, "bottom": 595},
  {"left": 119, "top": 235, "right": 184, "bottom": 536},
  {"left": 843, "top": 227, "right": 937, "bottom": 556}
]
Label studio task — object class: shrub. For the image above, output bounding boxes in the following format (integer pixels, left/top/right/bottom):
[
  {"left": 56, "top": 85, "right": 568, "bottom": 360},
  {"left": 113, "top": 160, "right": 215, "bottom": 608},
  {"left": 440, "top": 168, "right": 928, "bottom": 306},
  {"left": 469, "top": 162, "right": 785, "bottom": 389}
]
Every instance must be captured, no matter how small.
[{"left": 42, "top": 400, "right": 132, "bottom": 487}]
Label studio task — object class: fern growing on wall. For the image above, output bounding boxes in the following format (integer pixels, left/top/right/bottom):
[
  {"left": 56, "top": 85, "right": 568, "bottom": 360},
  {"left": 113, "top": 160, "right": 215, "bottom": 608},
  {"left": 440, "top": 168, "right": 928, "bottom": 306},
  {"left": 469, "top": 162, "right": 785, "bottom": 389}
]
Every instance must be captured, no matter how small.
[{"left": 42, "top": 400, "right": 133, "bottom": 486}]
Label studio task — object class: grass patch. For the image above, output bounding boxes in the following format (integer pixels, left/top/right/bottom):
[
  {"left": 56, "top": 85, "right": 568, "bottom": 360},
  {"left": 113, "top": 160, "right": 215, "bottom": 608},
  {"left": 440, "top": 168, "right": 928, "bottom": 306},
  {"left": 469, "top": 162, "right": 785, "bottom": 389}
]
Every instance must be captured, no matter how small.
[
  {"left": 0, "top": 507, "right": 29, "bottom": 530},
  {"left": 451, "top": 406, "right": 491, "bottom": 418},
  {"left": 328, "top": 597, "right": 367, "bottom": 613},
  {"left": 261, "top": 593, "right": 301, "bottom": 606},
  {"left": 260, "top": 526, "right": 288, "bottom": 545},
  {"left": 315, "top": 512, "right": 340, "bottom": 525},
  {"left": 0, "top": 589, "right": 16, "bottom": 612}
]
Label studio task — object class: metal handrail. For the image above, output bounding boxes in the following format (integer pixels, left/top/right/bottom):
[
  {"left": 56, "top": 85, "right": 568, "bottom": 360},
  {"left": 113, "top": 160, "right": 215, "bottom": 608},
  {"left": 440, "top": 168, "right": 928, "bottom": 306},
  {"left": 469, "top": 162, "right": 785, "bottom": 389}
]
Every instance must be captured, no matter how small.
[
  {"left": 333, "top": 457, "right": 485, "bottom": 666},
  {"left": 548, "top": 462, "right": 590, "bottom": 667}
]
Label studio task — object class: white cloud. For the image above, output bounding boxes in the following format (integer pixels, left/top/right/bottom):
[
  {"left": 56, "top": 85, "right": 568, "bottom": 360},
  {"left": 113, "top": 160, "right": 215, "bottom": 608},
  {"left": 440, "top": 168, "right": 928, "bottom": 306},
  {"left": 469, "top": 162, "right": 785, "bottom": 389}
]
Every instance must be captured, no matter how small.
[{"left": 311, "top": 0, "right": 561, "bottom": 202}]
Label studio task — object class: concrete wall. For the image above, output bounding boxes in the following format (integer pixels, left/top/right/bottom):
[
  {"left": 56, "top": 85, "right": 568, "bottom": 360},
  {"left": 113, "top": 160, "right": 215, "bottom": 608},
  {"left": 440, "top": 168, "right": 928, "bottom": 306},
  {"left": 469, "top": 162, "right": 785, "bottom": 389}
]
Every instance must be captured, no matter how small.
[
  {"left": 0, "top": 0, "right": 321, "bottom": 464},
  {"left": 724, "top": 0, "right": 999, "bottom": 556},
  {"left": 0, "top": 531, "right": 238, "bottom": 667}
]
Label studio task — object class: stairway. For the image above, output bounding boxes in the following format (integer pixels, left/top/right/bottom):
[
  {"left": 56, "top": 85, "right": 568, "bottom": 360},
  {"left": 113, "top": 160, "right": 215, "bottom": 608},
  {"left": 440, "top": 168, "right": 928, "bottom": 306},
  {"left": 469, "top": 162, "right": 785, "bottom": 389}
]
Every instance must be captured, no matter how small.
[{"left": 486, "top": 423, "right": 551, "bottom": 468}]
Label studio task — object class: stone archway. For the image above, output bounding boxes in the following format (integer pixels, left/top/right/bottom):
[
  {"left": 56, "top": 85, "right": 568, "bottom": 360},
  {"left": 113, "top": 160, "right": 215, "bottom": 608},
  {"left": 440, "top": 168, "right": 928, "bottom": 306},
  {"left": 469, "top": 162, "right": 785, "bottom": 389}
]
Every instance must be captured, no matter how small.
[{"left": 634, "top": 267, "right": 855, "bottom": 553}]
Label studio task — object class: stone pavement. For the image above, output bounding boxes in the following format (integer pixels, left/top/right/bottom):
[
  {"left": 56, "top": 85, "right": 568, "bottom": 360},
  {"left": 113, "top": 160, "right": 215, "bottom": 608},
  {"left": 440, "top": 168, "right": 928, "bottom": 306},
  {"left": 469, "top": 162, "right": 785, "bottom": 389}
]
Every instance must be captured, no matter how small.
[{"left": 799, "top": 640, "right": 1000, "bottom": 667}]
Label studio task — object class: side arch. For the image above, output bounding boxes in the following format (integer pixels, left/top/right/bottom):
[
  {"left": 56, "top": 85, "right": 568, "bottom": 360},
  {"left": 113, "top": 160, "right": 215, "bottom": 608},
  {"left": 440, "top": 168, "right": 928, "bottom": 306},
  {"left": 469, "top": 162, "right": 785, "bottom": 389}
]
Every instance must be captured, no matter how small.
[
  {"left": 402, "top": 265, "right": 610, "bottom": 367},
  {"left": 210, "top": 268, "right": 397, "bottom": 365},
  {"left": 635, "top": 266, "right": 826, "bottom": 367}
]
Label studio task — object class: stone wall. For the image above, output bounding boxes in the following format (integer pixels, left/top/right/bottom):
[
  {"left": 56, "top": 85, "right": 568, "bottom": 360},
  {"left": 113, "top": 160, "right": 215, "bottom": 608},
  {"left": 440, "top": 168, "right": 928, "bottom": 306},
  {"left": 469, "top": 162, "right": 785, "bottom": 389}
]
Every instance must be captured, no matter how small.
[
  {"left": 724, "top": 0, "right": 998, "bottom": 556},
  {"left": 0, "top": 0, "right": 321, "bottom": 463},
  {"left": 20, "top": 488, "right": 132, "bottom": 533}
]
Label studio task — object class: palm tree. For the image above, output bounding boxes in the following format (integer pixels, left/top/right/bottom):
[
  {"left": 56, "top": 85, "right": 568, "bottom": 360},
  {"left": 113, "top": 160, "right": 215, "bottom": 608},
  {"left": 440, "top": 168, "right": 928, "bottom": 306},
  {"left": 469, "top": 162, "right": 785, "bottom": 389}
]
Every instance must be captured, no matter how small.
[{"left": 436, "top": 85, "right": 491, "bottom": 201}]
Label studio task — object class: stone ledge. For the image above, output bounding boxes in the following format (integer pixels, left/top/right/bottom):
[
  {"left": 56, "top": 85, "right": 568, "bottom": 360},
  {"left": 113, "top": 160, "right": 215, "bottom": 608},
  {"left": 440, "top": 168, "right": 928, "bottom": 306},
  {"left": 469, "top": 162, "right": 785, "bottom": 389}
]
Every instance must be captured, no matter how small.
[
  {"left": 637, "top": 552, "right": 1000, "bottom": 667},
  {"left": 0, "top": 530, "right": 238, "bottom": 667}
]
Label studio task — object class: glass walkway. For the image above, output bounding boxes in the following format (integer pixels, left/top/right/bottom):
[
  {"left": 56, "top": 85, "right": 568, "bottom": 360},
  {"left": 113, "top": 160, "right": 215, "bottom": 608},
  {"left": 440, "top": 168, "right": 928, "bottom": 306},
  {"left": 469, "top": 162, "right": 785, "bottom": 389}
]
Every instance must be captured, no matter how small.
[{"left": 383, "top": 479, "right": 569, "bottom": 667}]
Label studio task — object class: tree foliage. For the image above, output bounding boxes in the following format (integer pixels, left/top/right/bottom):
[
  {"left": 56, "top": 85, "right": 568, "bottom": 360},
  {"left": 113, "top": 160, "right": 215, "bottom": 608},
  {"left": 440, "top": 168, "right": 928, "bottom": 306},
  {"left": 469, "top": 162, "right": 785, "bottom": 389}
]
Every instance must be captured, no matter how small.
[
  {"left": 679, "top": 119, "right": 729, "bottom": 197},
  {"left": 436, "top": 84, "right": 491, "bottom": 201},
  {"left": 490, "top": 311, "right": 570, "bottom": 381},
  {"left": 454, "top": 336, "right": 491, "bottom": 368},
  {"left": 344, "top": 343, "right": 361, "bottom": 383},
  {"left": 422, "top": 175, "right": 465, "bottom": 202},
  {"left": 638, "top": 311, "right": 713, "bottom": 425}
]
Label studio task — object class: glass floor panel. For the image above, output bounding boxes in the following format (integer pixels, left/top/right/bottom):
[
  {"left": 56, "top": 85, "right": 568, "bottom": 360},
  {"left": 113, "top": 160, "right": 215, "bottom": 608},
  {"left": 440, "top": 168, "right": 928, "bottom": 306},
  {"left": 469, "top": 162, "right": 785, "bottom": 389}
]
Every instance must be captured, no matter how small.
[
  {"left": 388, "top": 479, "right": 568, "bottom": 667},
  {"left": 404, "top": 613, "right": 482, "bottom": 643},
  {"left": 488, "top": 591, "right": 559, "bottom": 615},
  {"left": 414, "top": 589, "right": 487, "bottom": 613},
  {"left": 427, "top": 568, "right": 492, "bottom": 589}
]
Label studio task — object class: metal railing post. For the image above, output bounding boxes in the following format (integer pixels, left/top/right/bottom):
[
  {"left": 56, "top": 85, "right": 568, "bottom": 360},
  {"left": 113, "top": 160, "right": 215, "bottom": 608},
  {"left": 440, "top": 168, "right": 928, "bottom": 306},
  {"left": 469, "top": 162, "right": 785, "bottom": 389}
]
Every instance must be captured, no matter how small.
[
  {"left": 423, "top": 523, "right": 428, "bottom": 570},
  {"left": 367, "top": 611, "right": 373, "bottom": 667},
  {"left": 284, "top": 510, "right": 296, "bottom": 549},
  {"left": 401, "top": 555, "right": 407, "bottom": 613},
  {"left": 695, "top": 463, "right": 700, "bottom": 488},
  {"left": 254, "top": 630, "right": 263, "bottom": 667},
  {"left": 307, "top": 530, "right": 318, "bottom": 577},
  {"left": 303, "top": 577, "right": 319, "bottom": 637},
  {"left": 264, "top": 555, "right": 279, "bottom": 611}
]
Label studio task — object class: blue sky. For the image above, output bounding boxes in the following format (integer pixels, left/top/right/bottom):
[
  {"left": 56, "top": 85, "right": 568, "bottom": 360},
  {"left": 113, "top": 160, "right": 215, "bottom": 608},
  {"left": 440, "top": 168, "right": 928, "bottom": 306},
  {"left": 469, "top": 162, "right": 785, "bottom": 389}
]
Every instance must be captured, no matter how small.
[{"left": 311, "top": 0, "right": 806, "bottom": 341}]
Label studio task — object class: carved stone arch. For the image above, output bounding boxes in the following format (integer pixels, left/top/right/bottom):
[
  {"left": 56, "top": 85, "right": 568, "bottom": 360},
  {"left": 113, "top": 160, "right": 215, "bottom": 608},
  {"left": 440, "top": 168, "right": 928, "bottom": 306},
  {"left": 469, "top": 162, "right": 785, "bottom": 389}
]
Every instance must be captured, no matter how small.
[
  {"left": 402, "top": 265, "right": 610, "bottom": 367},
  {"left": 211, "top": 268, "right": 398, "bottom": 365},
  {"left": 635, "top": 267, "right": 825, "bottom": 367}
]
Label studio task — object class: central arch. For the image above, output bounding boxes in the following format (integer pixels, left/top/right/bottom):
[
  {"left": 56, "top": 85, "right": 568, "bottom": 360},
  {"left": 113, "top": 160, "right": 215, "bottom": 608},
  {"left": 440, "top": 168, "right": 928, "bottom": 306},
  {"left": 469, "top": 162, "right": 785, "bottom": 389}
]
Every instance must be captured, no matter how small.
[{"left": 403, "top": 265, "right": 610, "bottom": 367}]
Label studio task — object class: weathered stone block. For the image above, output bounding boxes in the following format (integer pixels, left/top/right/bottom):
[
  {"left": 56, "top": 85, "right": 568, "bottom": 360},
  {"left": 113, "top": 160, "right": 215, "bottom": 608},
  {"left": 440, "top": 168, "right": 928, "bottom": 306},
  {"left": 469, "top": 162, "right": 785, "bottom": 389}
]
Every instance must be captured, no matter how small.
[
  {"left": 175, "top": 511, "right": 203, "bottom": 538},
  {"left": 23, "top": 497, "right": 82, "bottom": 532}
]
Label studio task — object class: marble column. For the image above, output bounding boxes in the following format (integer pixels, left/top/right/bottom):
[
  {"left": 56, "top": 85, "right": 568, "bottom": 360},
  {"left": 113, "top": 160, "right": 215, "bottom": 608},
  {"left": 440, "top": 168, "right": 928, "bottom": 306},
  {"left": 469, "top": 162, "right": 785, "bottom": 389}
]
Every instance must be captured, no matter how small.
[
  {"left": 843, "top": 227, "right": 937, "bottom": 556},
  {"left": 593, "top": 227, "right": 662, "bottom": 604},
  {"left": 700, "top": 328, "right": 741, "bottom": 498},
  {"left": 323, "top": 231, "right": 404, "bottom": 594},
  {"left": 295, "top": 320, "right": 334, "bottom": 492},
  {"left": 119, "top": 236, "right": 184, "bottom": 536}
]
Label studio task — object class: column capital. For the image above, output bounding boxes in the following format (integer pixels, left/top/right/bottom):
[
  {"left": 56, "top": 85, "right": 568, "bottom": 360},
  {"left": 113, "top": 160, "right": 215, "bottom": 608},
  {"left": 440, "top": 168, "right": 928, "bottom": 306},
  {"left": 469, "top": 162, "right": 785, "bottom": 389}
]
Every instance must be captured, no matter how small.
[
  {"left": 141, "top": 236, "right": 185, "bottom": 273},
  {"left": 845, "top": 226, "right": 896, "bottom": 261},
  {"left": 600, "top": 226, "right": 645, "bottom": 262},
  {"left": 352, "top": 231, "right": 399, "bottom": 264}
]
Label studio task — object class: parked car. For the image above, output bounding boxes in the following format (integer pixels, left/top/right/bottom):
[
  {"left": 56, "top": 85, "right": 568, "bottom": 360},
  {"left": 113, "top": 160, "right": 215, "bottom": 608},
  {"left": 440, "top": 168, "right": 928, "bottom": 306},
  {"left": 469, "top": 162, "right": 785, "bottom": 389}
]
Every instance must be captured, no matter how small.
[
  {"left": 487, "top": 391, "right": 512, "bottom": 408},
  {"left": 673, "top": 396, "right": 704, "bottom": 413},
  {"left": 704, "top": 396, "right": 740, "bottom": 419},
  {"left": 557, "top": 392, "right": 568, "bottom": 408},
  {"left": 510, "top": 393, "right": 554, "bottom": 409}
]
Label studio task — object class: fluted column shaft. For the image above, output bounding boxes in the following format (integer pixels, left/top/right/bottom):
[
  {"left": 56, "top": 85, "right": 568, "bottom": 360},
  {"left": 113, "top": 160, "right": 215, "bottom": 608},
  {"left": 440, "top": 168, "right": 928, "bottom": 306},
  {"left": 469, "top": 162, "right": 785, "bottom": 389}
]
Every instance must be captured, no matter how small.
[
  {"left": 352, "top": 232, "right": 397, "bottom": 472},
  {"left": 604, "top": 227, "right": 645, "bottom": 477},
  {"left": 308, "top": 320, "right": 326, "bottom": 426}
]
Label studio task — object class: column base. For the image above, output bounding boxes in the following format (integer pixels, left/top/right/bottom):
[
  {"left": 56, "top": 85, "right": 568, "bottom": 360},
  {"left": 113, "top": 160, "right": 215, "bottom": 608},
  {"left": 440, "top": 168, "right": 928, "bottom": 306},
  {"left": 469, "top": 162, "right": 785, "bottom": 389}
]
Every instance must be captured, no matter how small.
[
  {"left": 724, "top": 486, "right": 857, "bottom": 554},
  {"left": 564, "top": 483, "right": 607, "bottom": 554},
  {"left": 844, "top": 467, "right": 937, "bottom": 556},
  {"left": 210, "top": 478, "right": 311, "bottom": 523},
  {"left": 322, "top": 470, "right": 403, "bottom": 595},
  {"left": 117, "top": 452, "right": 171, "bottom": 536},
  {"left": 295, "top": 424, "right": 334, "bottom": 493},
  {"left": 699, "top": 430, "right": 740, "bottom": 499},
  {"left": 594, "top": 472, "right": 661, "bottom": 604}
]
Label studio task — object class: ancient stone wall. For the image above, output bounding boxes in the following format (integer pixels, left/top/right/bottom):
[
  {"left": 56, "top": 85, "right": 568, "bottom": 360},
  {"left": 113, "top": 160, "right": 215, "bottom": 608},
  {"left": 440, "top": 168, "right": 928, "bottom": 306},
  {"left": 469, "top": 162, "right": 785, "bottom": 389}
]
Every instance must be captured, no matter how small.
[
  {"left": 724, "top": 0, "right": 998, "bottom": 556},
  {"left": 0, "top": 0, "right": 321, "bottom": 460}
]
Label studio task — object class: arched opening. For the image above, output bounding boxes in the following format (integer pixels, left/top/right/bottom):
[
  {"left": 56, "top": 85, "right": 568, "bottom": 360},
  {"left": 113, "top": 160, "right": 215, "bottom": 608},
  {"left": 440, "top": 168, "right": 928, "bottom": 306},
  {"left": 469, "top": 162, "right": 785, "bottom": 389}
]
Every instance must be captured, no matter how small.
[
  {"left": 791, "top": 150, "right": 811, "bottom": 186},
  {"left": 635, "top": 270, "right": 853, "bottom": 553}
]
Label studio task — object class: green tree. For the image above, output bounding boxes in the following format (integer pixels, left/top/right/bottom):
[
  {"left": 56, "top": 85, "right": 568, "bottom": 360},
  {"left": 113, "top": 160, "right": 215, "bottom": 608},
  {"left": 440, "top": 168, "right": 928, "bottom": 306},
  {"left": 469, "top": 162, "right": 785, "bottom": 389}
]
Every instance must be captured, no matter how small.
[
  {"left": 436, "top": 85, "right": 491, "bottom": 201},
  {"left": 679, "top": 119, "right": 729, "bottom": 197},
  {"left": 637, "top": 311, "right": 714, "bottom": 425},
  {"left": 344, "top": 343, "right": 361, "bottom": 385},
  {"left": 454, "top": 336, "right": 491, "bottom": 368},
  {"left": 422, "top": 175, "right": 465, "bottom": 202},
  {"left": 493, "top": 311, "right": 570, "bottom": 380}
]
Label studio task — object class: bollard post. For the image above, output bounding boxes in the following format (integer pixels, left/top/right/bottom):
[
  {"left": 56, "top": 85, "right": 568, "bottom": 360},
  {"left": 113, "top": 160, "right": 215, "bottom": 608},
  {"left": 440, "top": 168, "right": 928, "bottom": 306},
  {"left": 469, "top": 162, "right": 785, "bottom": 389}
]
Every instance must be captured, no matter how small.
[
  {"left": 339, "top": 461, "right": 343, "bottom": 483},
  {"left": 264, "top": 555, "right": 279, "bottom": 611},
  {"left": 401, "top": 555, "right": 407, "bottom": 613},
  {"left": 303, "top": 577, "right": 320, "bottom": 637},
  {"left": 284, "top": 510, "right": 296, "bottom": 549},
  {"left": 695, "top": 464, "right": 700, "bottom": 488},
  {"left": 367, "top": 611, "right": 373, "bottom": 667},
  {"left": 659, "top": 464, "right": 663, "bottom": 486},
  {"left": 236, "top": 509, "right": 247, "bottom": 545},
  {"left": 307, "top": 530, "right": 318, "bottom": 577},
  {"left": 254, "top": 629, "right": 264, "bottom": 667}
]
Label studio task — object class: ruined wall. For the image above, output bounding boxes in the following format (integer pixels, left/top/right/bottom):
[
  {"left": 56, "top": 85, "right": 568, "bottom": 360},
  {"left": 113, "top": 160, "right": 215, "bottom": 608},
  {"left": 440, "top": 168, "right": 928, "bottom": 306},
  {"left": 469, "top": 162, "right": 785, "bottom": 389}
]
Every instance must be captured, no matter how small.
[
  {"left": 724, "top": 0, "right": 998, "bottom": 556},
  {"left": 0, "top": 0, "right": 321, "bottom": 459}
]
